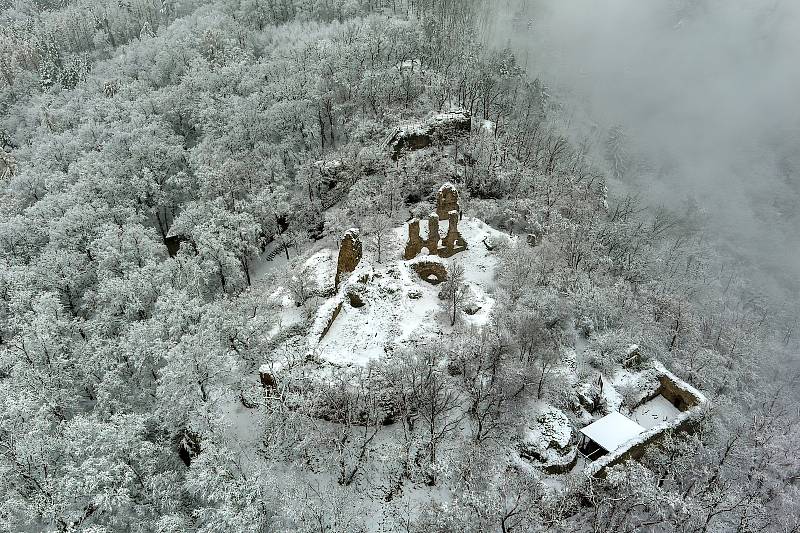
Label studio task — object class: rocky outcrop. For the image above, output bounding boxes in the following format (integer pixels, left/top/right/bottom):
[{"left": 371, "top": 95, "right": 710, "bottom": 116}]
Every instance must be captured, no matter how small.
[
  {"left": 520, "top": 406, "right": 578, "bottom": 475},
  {"left": 164, "top": 235, "right": 189, "bottom": 257},
  {"left": 314, "top": 158, "right": 356, "bottom": 209},
  {"left": 259, "top": 367, "right": 277, "bottom": 390},
  {"left": 314, "top": 159, "right": 347, "bottom": 190},
  {"left": 176, "top": 429, "right": 202, "bottom": 467},
  {"left": 385, "top": 110, "right": 471, "bottom": 160},
  {"left": 335, "top": 229, "right": 362, "bottom": 291},
  {"left": 346, "top": 284, "right": 366, "bottom": 308}
]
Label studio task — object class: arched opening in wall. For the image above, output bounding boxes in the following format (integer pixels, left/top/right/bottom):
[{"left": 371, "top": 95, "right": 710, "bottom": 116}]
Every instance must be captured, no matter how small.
[{"left": 411, "top": 261, "right": 448, "bottom": 285}]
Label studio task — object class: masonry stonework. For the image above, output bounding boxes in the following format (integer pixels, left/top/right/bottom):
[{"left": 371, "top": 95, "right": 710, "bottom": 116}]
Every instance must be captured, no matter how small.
[
  {"left": 426, "top": 214, "right": 440, "bottom": 252},
  {"left": 404, "top": 184, "right": 467, "bottom": 261},
  {"left": 440, "top": 210, "right": 467, "bottom": 258},
  {"left": 335, "top": 229, "right": 362, "bottom": 291},
  {"left": 436, "top": 183, "right": 461, "bottom": 220}
]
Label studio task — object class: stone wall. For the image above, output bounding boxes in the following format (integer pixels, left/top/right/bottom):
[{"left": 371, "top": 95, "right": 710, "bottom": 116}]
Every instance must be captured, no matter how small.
[
  {"left": 426, "top": 213, "right": 440, "bottom": 253},
  {"left": 587, "top": 362, "right": 709, "bottom": 477},
  {"left": 410, "top": 259, "right": 448, "bottom": 285},
  {"left": 404, "top": 184, "right": 467, "bottom": 260},
  {"left": 439, "top": 210, "right": 467, "bottom": 258},
  {"left": 591, "top": 407, "right": 703, "bottom": 478},
  {"left": 404, "top": 218, "right": 423, "bottom": 260},
  {"left": 436, "top": 183, "right": 460, "bottom": 220},
  {"left": 656, "top": 373, "right": 703, "bottom": 411},
  {"left": 335, "top": 229, "right": 362, "bottom": 291},
  {"left": 318, "top": 301, "right": 343, "bottom": 340}
]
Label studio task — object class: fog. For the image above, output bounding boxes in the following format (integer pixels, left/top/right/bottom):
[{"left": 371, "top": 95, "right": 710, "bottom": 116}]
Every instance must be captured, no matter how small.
[{"left": 495, "top": 0, "right": 800, "bottom": 301}]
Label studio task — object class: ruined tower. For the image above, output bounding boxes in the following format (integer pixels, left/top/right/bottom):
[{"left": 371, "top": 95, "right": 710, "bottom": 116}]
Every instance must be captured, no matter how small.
[
  {"left": 404, "top": 184, "right": 467, "bottom": 260},
  {"left": 404, "top": 218, "right": 423, "bottom": 260},
  {"left": 335, "top": 229, "right": 362, "bottom": 291},
  {"left": 436, "top": 182, "right": 460, "bottom": 220},
  {"left": 426, "top": 213, "right": 440, "bottom": 253}
]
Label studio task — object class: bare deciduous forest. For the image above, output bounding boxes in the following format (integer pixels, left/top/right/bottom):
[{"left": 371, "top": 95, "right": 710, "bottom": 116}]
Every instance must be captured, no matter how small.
[{"left": 0, "top": 1, "right": 798, "bottom": 531}]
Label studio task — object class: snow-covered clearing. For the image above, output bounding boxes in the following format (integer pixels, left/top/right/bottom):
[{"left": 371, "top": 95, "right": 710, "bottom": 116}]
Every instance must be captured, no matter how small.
[
  {"left": 308, "top": 217, "right": 512, "bottom": 366},
  {"left": 631, "top": 394, "right": 682, "bottom": 430}
]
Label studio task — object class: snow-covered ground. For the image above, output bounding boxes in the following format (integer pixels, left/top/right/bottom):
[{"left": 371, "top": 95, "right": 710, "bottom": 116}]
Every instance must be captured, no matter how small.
[
  {"left": 253, "top": 213, "right": 706, "bottom": 492},
  {"left": 308, "top": 217, "right": 511, "bottom": 367},
  {"left": 631, "top": 394, "right": 682, "bottom": 430}
]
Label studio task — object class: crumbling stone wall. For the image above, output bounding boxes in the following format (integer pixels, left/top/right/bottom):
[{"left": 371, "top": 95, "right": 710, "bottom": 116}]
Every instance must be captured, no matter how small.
[
  {"left": 593, "top": 411, "right": 701, "bottom": 478},
  {"left": 404, "top": 184, "right": 467, "bottom": 260},
  {"left": 404, "top": 218, "right": 423, "bottom": 260},
  {"left": 426, "top": 213, "right": 440, "bottom": 252},
  {"left": 319, "top": 301, "right": 343, "bottom": 340},
  {"left": 588, "top": 364, "right": 708, "bottom": 478},
  {"left": 440, "top": 210, "right": 467, "bottom": 258},
  {"left": 335, "top": 229, "right": 362, "bottom": 291},
  {"left": 656, "top": 374, "right": 702, "bottom": 411}
]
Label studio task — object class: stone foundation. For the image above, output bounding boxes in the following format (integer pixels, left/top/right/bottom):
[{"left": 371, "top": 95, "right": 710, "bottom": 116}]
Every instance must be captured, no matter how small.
[
  {"left": 410, "top": 260, "right": 448, "bottom": 285},
  {"left": 587, "top": 362, "right": 708, "bottom": 477}
]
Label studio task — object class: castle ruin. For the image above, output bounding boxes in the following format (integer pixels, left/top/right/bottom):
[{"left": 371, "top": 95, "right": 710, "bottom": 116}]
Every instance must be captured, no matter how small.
[
  {"left": 436, "top": 182, "right": 460, "bottom": 220},
  {"left": 404, "top": 183, "right": 467, "bottom": 260}
]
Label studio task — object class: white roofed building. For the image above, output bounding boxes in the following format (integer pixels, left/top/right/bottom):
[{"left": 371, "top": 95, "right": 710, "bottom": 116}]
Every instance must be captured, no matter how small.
[{"left": 578, "top": 411, "right": 645, "bottom": 461}]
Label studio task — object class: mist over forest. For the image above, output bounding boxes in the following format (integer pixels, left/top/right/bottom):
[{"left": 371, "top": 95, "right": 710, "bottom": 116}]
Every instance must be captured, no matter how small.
[
  {"left": 0, "top": 1, "right": 798, "bottom": 531},
  {"left": 497, "top": 0, "right": 800, "bottom": 304}
]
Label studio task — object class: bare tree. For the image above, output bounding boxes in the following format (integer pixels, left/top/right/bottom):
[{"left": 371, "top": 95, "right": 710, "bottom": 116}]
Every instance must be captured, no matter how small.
[
  {"left": 497, "top": 467, "right": 545, "bottom": 533},
  {"left": 440, "top": 261, "right": 468, "bottom": 326},
  {"left": 364, "top": 213, "right": 393, "bottom": 264},
  {"left": 403, "top": 350, "right": 465, "bottom": 485},
  {"left": 287, "top": 268, "right": 314, "bottom": 307},
  {"left": 534, "top": 348, "right": 560, "bottom": 399},
  {"left": 452, "top": 326, "right": 523, "bottom": 444},
  {"left": 324, "top": 369, "right": 384, "bottom": 487}
]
